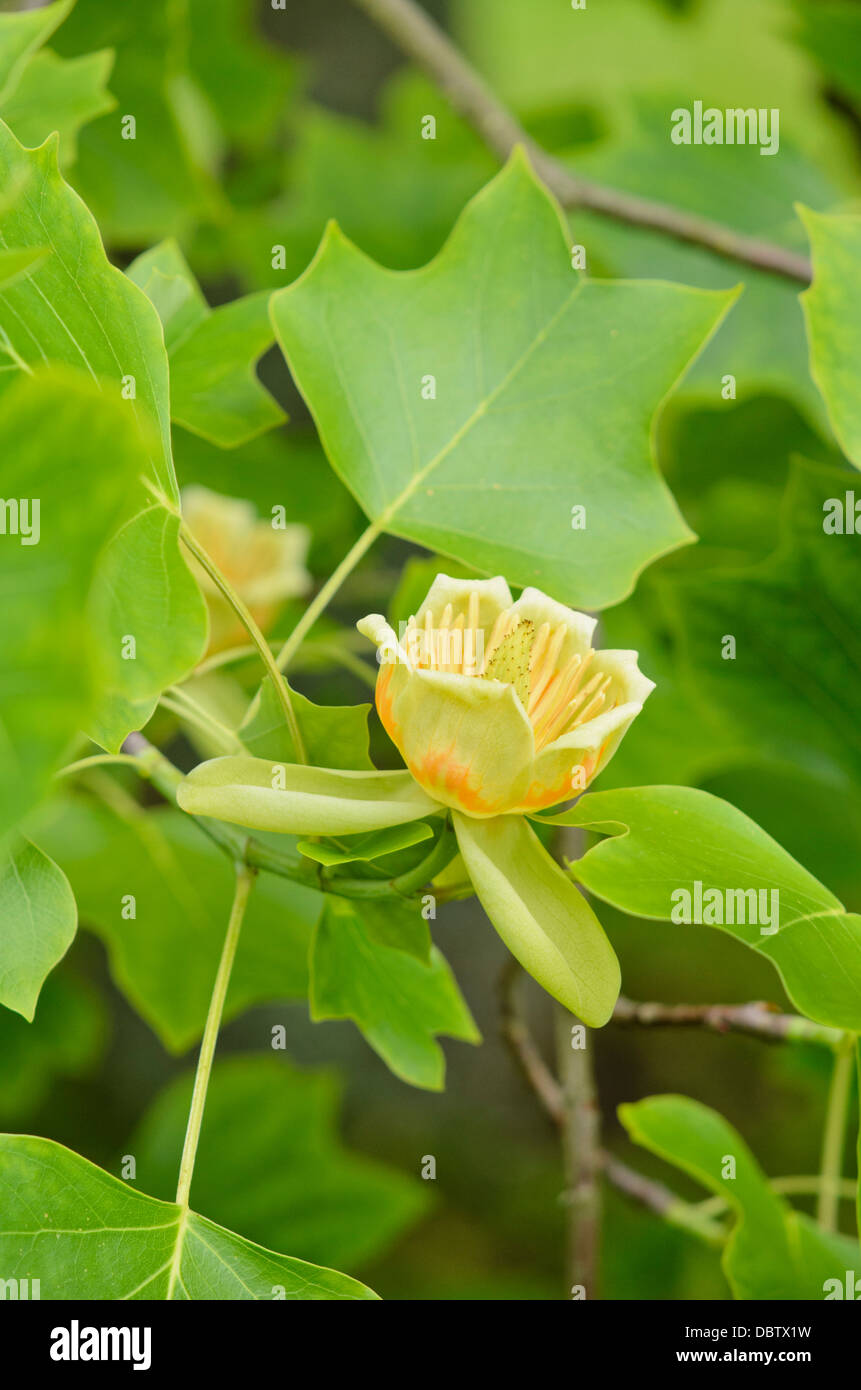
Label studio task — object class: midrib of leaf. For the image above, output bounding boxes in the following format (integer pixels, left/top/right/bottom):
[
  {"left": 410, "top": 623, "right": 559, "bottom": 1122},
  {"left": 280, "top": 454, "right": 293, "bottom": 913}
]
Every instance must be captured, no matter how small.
[
  {"left": 165, "top": 1204, "right": 189, "bottom": 1300},
  {"left": 13, "top": 1206, "right": 301, "bottom": 1302},
  {"left": 360, "top": 281, "right": 581, "bottom": 534}
]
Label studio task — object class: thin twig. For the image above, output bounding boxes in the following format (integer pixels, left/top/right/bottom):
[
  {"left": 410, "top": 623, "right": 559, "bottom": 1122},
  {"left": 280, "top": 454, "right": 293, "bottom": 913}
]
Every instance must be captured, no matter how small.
[
  {"left": 351, "top": 0, "right": 811, "bottom": 283},
  {"left": 498, "top": 960, "right": 725, "bottom": 1246},
  {"left": 600, "top": 1153, "right": 726, "bottom": 1246},
  {"left": 613, "top": 996, "right": 844, "bottom": 1049},
  {"left": 499, "top": 955, "right": 565, "bottom": 1123}
]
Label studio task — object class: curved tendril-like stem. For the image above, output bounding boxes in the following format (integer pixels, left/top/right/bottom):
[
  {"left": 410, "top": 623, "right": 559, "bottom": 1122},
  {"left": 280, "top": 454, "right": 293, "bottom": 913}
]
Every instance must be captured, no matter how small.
[{"left": 178, "top": 519, "right": 308, "bottom": 763}]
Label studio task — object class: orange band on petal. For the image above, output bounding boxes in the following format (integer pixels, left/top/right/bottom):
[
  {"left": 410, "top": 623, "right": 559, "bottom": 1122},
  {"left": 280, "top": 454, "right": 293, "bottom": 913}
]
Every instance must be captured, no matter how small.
[
  {"left": 409, "top": 746, "right": 510, "bottom": 817},
  {"left": 518, "top": 750, "right": 600, "bottom": 812}
]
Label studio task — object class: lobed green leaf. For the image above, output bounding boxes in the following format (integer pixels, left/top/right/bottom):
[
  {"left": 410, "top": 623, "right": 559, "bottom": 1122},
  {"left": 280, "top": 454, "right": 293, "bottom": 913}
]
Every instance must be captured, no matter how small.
[
  {"left": 0, "top": 1134, "right": 377, "bottom": 1300},
  {"left": 271, "top": 150, "right": 736, "bottom": 609},
  {"left": 548, "top": 785, "right": 861, "bottom": 1030}
]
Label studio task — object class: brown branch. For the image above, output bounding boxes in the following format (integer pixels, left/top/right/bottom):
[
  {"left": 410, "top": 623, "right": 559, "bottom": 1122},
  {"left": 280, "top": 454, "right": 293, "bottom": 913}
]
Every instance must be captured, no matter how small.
[
  {"left": 599, "top": 1151, "right": 678, "bottom": 1221},
  {"left": 351, "top": 0, "right": 812, "bottom": 283},
  {"left": 498, "top": 961, "right": 726, "bottom": 1249},
  {"left": 613, "top": 996, "right": 843, "bottom": 1048},
  {"left": 498, "top": 955, "right": 565, "bottom": 1123}
]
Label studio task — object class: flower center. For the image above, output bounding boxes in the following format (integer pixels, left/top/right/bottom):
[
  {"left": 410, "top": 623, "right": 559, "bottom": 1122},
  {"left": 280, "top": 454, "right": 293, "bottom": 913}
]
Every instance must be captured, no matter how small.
[{"left": 405, "top": 592, "right": 616, "bottom": 751}]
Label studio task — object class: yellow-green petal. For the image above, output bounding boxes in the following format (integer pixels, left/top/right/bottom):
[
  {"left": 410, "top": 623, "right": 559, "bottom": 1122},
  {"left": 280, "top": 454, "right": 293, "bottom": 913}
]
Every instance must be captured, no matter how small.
[
  {"left": 382, "top": 666, "right": 535, "bottom": 816},
  {"left": 453, "top": 811, "right": 620, "bottom": 1025},
  {"left": 526, "top": 702, "right": 645, "bottom": 809},
  {"left": 416, "top": 573, "right": 512, "bottom": 630},
  {"left": 177, "top": 756, "right": 441, "bottom": 835},
  {"left": 508, "top": 586, "right": 596, "bottom": 663}
]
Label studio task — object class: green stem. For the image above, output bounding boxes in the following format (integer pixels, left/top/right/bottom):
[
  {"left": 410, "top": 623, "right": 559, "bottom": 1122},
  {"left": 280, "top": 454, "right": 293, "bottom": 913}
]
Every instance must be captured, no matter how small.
[
  {"left": 179, "top": 520, "right": 308, "bottom": 763},
  {"left": 386, "top": 822, "right": 457, "bottom": 895},
  {"left": 55, "top": 753, "right": 141, "bottom": 778},
  {"left": 663, "top": 1200, "right": 729, "bottom": 1248},
  {"left": 275, "top": 520, "right": 381, "bottom": 672},
  {"left": 773, "top": 1174, "right": 857, "bottom": 1202},
  {"left": 192, "top": 642, "right": 259, "bottom": 677},
  {"left": 318, "top": 822, "right": 457, "bottom": 898},
  {"left": 162, "top": 687, "right": 245, "bottom": 755},
  {"left": 612, "top": 996, "right": 844, "bottom": 1049},
  {"left": 306, "top": 642, "right": 379, "bottom": 690},
  {"left": 192, "top": 638, "right": 377, "bottom": 689},
  {"left": 695, "top": 1174, "right": 858, "bottom": 1221},
  {"left": 175, "top": 863, "right": 256, "bottom": 1208},
  {"left": 817, "top": 1036, "right": 856, "bottom": 1233}
]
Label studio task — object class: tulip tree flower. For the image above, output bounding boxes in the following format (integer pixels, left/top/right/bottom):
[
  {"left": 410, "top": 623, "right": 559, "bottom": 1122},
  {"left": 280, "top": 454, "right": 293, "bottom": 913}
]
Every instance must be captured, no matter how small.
[
  {"left": 182, "top": 485, "right": 311, "bottom": 654},
  {"left": 178, "top": 575, "right": 653, "bottom": 1026}
]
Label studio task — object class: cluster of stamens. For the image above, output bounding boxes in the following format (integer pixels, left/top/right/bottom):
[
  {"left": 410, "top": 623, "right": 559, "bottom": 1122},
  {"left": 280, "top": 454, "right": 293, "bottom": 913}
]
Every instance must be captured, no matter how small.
[{"left": 404, "top": 590, "right": 615, "bottom": 752}]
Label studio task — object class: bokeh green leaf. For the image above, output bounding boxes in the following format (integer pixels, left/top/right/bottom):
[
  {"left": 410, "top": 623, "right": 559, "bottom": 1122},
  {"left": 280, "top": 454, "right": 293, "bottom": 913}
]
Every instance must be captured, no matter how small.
[
  {"left": 0, "top": 837, "right": 76, "bottom": 1021},
  {"left": 37, "top": 798, "right": 319, "bottom": 1052},
  {"left": 800, "top": 208, "right": 861, "bottom": 466},
  {"left": 127, "top": 239, "right": 284, "bottom": 448},
  {"left": 130, "top": 1054, "right": 429, "bottom": 1269},
  {"left": 620, "top": 1094, "right": 860, "bottom": 1299},
  {"left": 0, "top": 370, "right": 143, "bottom": 833},
  {"left": 0, "top": 970, "right": 105, "bottom": 1122}
]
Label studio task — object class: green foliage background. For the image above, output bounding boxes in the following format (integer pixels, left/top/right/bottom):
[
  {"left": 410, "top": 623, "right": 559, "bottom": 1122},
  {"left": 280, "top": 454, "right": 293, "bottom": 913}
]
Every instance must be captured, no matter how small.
[{"left": 1, "top": 0, "right": 860, "bottom": 1300}]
